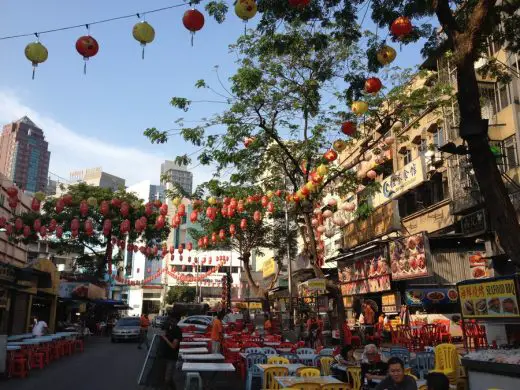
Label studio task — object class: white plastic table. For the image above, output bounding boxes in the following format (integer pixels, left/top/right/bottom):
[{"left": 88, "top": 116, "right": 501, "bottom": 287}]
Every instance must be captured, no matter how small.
[
  {"left": 182, "top": 353, "right": 225, "bottom": 361},
  {"left": 7, "top": 334, "right": 33, "bottom": 341},
  {"left": 179, "top": 347, "right": 209, "bottom": 354},
  {"left": 6, "top": 345, "right": 21, "bottom": 351},
  {"left": 276, "top": 375, "right": 343, "bottom": 387},
  {"left": 182, "top": 362, "right": 235, "bottom": 372},
  {"left": 180, "top": 341, "right": 207, "bottom": 347}
]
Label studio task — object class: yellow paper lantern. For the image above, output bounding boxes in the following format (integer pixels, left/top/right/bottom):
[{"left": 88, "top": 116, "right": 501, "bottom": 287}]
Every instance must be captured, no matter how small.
[
  {"left": 305, "top": 182, "right": 315, "bottom": 192},
  {"left": 235, "top": 0, "right": 258, "bottom": 21},
  {"left": 333, "top": 139, "right": 347, "bottom": 152},
  {"left": 132, "top": 21, "right": 155, "bottom": 59},
  {"left": 208, "top": 197, "right": 217, "bottom": 205},
  {"left": 352, "top": 101, "right": 369, "bottom": 115},
  {"left": 317, "top": 164, "right": 328, "bottom": 176},
  {"left": 376, "top": 45, "right": 397, "bottom": 65},
  {"left": 24, "top": 41, "right": 48, "bottom": 79},
  {"left": 173, "top": 197, "right": 182, "bottom": 206}
]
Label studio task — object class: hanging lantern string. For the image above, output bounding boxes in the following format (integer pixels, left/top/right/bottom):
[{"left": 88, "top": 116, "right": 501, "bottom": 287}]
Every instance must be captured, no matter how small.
[{"left": 0, "top": 1, "right": 190, "bottom": 41}]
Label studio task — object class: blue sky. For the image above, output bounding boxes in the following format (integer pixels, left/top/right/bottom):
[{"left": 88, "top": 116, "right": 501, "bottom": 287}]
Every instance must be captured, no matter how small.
[{"left": 0, "top": 0, "right": 428, "bottom": 188}]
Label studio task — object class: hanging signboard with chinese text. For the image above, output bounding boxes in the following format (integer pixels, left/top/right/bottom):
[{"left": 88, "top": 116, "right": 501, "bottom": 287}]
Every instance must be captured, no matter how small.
[
  {"left": 389, "top": 233, "right": 430, "bottom": 280},
  {"left": 458, "top": 276, "right": 520, "bottom": 319},
  {"left": 372, "top": 156, "right": 426, "bottom": 208}
]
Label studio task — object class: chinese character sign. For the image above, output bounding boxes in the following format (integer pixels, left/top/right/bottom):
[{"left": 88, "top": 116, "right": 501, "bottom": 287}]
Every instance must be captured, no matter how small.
[{"left": 458, "top": 278, "right": 520, "bottom": 318}]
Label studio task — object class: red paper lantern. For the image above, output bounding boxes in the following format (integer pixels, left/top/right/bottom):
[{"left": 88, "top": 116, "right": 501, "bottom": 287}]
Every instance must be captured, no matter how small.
[
  {"left": 211, "top": 232, "right": 217, "bottom": 243},
  {"left": 54, "top": 198, "right": 65, "bottom": 213},
  {"left": 243, "top": 137, "right": 255, "bottom": 148},
  {"left": 254, "top": 210, "right": 262, "bottom": 223},
  {"left": 183, "top": 9, "right": 204, "bottom": 46},
  {"left": 31, "top": 198, "right": 40, "bottom": 212},
  {"left": 323, "top": 149, "right": 338, "bottom": 162},
  {"left": 145, "top": 203, "right": 153, "bottom": 216},
  {"left": 56, "top": 225, "right": 63, "bottom": 238},
  {"left": 221, "top": 205, "right": 228, "bottom": 218},
  {"left": 6, "top": 186, "right": 18, "bottom": 198},
  {"left": 172, "top": 214, "right": 181, "bottom": 227},
  {"left": 203, "top": 236, "right": 209, "bottom": 246},
  {"left": 0, "top": 217, "right": 6, "bottom": 228},
  {"left": 240, "top": 218, "right": 247, "bottom": 231},
  {"left": 190, "top": 210, "right": 198, "bottom": 223},
  {"left": 341, "top": 121, "right": 356, "bottom": 136},
  {"left": 5, "top": 224, "right": 13, "bottom": 235},
  {"left": 237, "top": 201, "right": 245, "bottom": 213},
  {"left": 155, "top": 215, "right": 165, "bottom": 229},
  {"left": 198, "top": 238, "right": 203, "bottom": 248},
  {"left": 267, "top": 201, "right": 275, "bottom": 213},
  {"left": 364, "top": 77, "right": 383, "bottom": 94},
  {"left": 229, "top": 224, "right": 236, "bottom": 236},
  {"left": 261, "top": 195, "right": 269, "bottom": 208},
  {"left": 219, "top": 229, "right": 226, "bottom": 240},
  {"left": 160, "top": 203, "right": 168, "bottom": 216},
  {"left": 390, "top": 16, "right": 413, "bottom": 38},
  {"left": 111, "top": 198, "right": 122, "bottom": 208},
  {"left": 134, "top": 219, "right": 143, "bottom": 233},
  {"left": 48, "top": 219, "right": 57, "bottom": 232},
  {"left": 230, "top": 198, "right": 238, "bottom": 209},
  {"left": 178, "top": 203, "right": 186, "bottom": 217},
  {"left": 14, "top": 218, "right": 23, "bottom": 231},
  {"left": 33, "top": 218, "right": 42, "bottom": 232},
  {"left": 23, "top": 225, "right": 31, "bottom": 238},
  {"left": 120, "top": 201, "right": 130, "bottom": 217},
  {"left": 76, "top": 35, "right": 99, "bottom": 73},
  {"left": 79, "top": 200, "right": 89, "bottom": 217},
  {"left": 39, "top": 226, "right": 47, "bottom": 238},
  {"left": 120, "top": 219, "right": 130, "bottom": 234},
  {"left": 206, "top": 207, "right": 216, "bottom": 221}
]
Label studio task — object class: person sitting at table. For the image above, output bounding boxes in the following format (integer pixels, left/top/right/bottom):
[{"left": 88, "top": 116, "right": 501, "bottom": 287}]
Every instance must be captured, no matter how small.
[
  {"left": 264, "top": 314, "right": 272, "bottom": 335},
  {"left": 375, "top": 357, "right": 417, "bottom": 390},
  {"left": 360, "top": 344, "right": 388, "bottom": 388},
  {"left": 426, "top": 372, "right": 450, "bottom": 390},
  {"left": 32, "top": 317, "right": 48, "bottom": 336},
  {"left": 331, "top": 345, "right": 356, "bottom": 382}
]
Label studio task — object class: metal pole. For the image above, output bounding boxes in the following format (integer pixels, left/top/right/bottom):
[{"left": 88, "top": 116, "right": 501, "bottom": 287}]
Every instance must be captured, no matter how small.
[{"left": 284, "top": 174, "right": 294, "bottom": 330}]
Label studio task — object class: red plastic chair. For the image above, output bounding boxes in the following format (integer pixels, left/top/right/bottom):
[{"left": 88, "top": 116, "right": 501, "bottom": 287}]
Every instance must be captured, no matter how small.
[
  {"left": 9, "top": 354, "right": 29, "bottom": 378},
  {"left": 31, "top": 350, "right": 46, "bottom": 369},
  {"left": 433, "top": 320, "right": 452, "bottom": 344},
  {"left": 389, "top": 324, "right": 399, "bottom": 345},
  {"left": 420, "top": 324, "right": 438, "bottom": 347},
  {"left": 366, "top": 323, "right": 383, "bottom": 346}
]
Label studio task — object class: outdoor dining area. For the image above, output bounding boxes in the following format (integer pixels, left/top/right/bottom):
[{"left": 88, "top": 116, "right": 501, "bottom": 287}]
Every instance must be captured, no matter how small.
[
  {"left": 177, "top": 317, "right": 474, "bottom": 390},
  {"left": 4, "top": 331, "right": 83, "bottom": 379}
]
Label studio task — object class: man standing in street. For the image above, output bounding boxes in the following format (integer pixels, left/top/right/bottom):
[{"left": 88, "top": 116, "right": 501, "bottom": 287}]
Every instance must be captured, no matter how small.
[
  {"left": 138, "top": 313, "right": 151, "bottom": 350},
  {"left": 211, "top": 311, "right": 224, "bottom": 353},
  {"left": 161, "top": 314, "right": 182, "bottom": 390}
]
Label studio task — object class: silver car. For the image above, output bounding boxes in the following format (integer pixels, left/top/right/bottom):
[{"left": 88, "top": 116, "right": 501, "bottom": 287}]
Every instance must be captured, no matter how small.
[
  {"left": 111, "top": 317, "right": 141, "bottom": 342},
  {"left": 177, "top": 315, "right": 213, "bottom": 333}
]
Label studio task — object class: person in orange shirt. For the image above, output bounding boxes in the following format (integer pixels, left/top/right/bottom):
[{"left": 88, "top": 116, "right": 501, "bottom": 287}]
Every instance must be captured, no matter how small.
[
  {"left": 264, "top": 314, "right": 272, "bottom": 335},
  {"left": 363, "top": 303, "right": 376, "bottom": 336},
  {"left": 138, "top": 313, "right": 151, "bottom": 350},
  {"left": 211, "top": 311, "right": 224, "bottom": 353}
]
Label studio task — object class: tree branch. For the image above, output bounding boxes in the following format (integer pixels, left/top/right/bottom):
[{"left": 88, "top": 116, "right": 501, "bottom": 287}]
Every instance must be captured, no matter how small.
[{"left": 433, "top": 0, "right": 461, "bottom": 34}]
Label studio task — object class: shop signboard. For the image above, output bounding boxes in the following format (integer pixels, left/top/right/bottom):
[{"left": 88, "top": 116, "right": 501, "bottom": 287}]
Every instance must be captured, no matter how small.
[
  {"left": 338, "top": 254, "right": 391, "bottom": 296},
  {"left": 262, "top": 258, "right": 277, "bottom": 279},
  {"left": 298, "top": 278, "right": 327, "bottom": 304},
  {"left": 59, "top": 281, "right": 107, "bottom": 300},
  {"left": 343, "top": 201, "right": 400, "bottom": 249},
  {"left": 343, "top": 296, "right": 354, "bottom": 309},
  {"left": 372, "top": 156, "right": 427, "bottom": 208},
  {"left": 389, "top": 232, "right": 430, "bottom": 281},
  {"left": 457, "top": 276, "right": 520, "bottom": 319},
  {"left": 467, "top": 251, "right": 494, "bottom": 280},
  {"left": 0, "top": 264, "right": 16, "bottom": 283},
  {"left": 405, "top": 288, "right": 459, "bottom": 306},
  {"left": 461, "top": 209, "right": 487, "bottom": 236},
  {"left": 382, "top": 292, "right": 401, "bottom": 314}
]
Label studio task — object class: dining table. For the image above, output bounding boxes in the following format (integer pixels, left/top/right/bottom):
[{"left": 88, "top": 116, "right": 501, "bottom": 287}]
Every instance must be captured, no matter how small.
[
  {"left": 182, "top": 353, "right": 225, "bottom": 362},
  {"left": 275, "top": 375, "right": 344, "bottom": 387},
  {"left": 179, "top": 347, "right": 209, "bottom": 354},
  {"left": 180, "top": 341, "right": 208, "bottom": 347},
  {"left": 182, "top": 362, "right": 235, "bottom": 372}
]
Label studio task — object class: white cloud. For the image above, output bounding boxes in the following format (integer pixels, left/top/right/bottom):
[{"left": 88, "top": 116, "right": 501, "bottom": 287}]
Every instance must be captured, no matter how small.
[{"left": 0, "top": 89, "right": 215, "bottom": 189}]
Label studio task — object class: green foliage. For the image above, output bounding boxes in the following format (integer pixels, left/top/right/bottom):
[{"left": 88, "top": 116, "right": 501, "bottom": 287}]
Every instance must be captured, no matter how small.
[
  {"left": 354, "top": 201, "right": 373, "bottom": 220},
  {"left": 165, "top": 285, "right": 197, "bottom": 304}
]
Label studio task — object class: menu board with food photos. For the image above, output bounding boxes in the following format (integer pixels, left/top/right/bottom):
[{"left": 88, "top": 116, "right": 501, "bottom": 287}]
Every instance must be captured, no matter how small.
[
  {"left": 405, "top": 288, "right": 459, "bottom": 306},
  {"left": 389, "top": 233, "right": 430, "bottom": 281},
  {"left": 338, "top": 255, "right": 391, "bottom": 296},
  {"left": 468, "top": 251, "right": 494, "bottom": 279},
  {"left": 458, "top": 276, "right": 520, "bottom": 319}
]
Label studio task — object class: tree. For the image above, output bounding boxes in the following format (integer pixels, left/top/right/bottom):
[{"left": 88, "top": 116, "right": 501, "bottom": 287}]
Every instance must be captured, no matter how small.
[
  {"left": 165, "top": 285, "right": 197, "bottom": 304},
  {"left": 145, "top": 21, "right": 449, "bottom": 335},
  {"left": 4, "top": 183, "right": 170, "bottom": 278}
]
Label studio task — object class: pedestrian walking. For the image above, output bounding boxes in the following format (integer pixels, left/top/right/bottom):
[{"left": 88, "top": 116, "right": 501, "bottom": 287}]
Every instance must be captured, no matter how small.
[{"left": 138, "top": 313, "right": 151, "bottom": 350}]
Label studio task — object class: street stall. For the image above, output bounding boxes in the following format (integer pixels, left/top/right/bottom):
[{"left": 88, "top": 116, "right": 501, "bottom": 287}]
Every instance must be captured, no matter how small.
[{"left": 457, "top": 274, "right": 520, "bottom": 390}]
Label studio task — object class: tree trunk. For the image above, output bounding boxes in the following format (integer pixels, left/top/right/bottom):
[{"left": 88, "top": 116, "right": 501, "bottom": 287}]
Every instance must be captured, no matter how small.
[
  {"left": 239, "top": 252, "right": 268, "bottom": 298},
  {"left": 456, "top": 54, "right": 520, "bottom": 266}
]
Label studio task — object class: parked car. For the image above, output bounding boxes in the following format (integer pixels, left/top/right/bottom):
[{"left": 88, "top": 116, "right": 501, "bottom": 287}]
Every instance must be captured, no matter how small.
[
  {"left": 111, "top": 317, "right": 141, "bottom": 342},
  {"left": 177, "top": 315, "right": 213, "bottom": 333},
  {"left": 152, "top": 315, "right": 167, "bottom": 328}
]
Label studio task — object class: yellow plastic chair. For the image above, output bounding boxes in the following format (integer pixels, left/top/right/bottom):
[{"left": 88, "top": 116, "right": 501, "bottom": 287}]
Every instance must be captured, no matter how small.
[
  {"left": 298, "top": 368, "right": 321, "bottom": 378},
  {"left": 321, "top": 384, "right": 350, "bottom": 390},
  {"left": 290, "top": 383, "right": 322, "bottom": 390},
  {"left": 264, "top": 366, "right": 289, "bottom": 390},
  {"left": 347, "top": 367, "right": 361, "bottom": 390},
  {"left": 295, "top": 366, "right": 317, "bottom": 376},
  {"left": 418, "top": 386, "right": 427, "bottom": 390},
  {"left": 268, "top": 356, "right": 290, "bottom": 364},
  {"left": 319, "top": 357, "right": 334, "bottom": 376},
  {"left": 432, "top": 344, "right": 459, "bottom": 385}
]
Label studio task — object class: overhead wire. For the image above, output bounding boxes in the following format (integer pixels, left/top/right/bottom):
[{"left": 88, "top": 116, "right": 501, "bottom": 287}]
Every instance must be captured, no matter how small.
[{"left": 0, "top": 2, "right": 190, "bottom": 41}]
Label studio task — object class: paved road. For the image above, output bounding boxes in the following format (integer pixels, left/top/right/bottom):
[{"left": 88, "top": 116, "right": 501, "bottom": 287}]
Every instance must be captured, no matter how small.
[
  {"left": 2, "top": 336, "right": 146, "bottom": 390},
  {"left": 2, "top": 335, "right": 243, "bottom": 389}
]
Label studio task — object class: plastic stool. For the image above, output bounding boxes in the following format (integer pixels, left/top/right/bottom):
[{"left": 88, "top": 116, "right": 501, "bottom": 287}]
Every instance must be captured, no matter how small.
[
  {"left": 9, "top": 357, "right": 29, "bottom": 378},
  {"left": 31, "top": 351, "right": 46, "bottom": 369},
  {"left": 74, "top": 339, "right": 84, "bottom": 352},
  {"left": 184, "top": 372, "right": 202, "bottom": 390}
]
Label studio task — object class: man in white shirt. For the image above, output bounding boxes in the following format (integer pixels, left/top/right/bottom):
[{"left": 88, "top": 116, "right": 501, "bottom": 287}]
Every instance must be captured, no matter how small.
[{"left": 32, "top": 318, "right": 48, "bottom": 336}]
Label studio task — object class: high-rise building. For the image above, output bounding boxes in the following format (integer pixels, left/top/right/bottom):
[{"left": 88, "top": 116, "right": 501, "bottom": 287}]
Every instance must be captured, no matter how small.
[
  {"left": 160, "top": 160, "right": 193, "bottom": 194},
  {"left": 127, "top": 180, "right": 165, "bottom": 204},
  {"left": 55, "top": 167, "right": 126, "bottom": 196},
  {"left": 0, "top": 116, "right": 51, "bottom": 193}
]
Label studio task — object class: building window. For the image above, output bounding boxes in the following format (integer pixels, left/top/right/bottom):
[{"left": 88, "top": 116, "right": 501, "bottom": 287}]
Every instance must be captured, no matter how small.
[
  {"left": 496, "top": 83, "right": 511, "bottom": 111},
  {"left": 403, "top": 149, "right": 412, "bottom": 165},
  {"left": 432, "top": 127, "right": 445, "bottom": 148},
  {"left": 418, "top": 138, "right": 428, "bottom": 154},
  {"left": 492, "top": 135, "right": 519, "bottom": 173},
  {"left": 478, "top": 82, "right": 497, "bottom": 118},
  {"left": 143, "top": 292, "right": 162, "bottom": 299}
]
